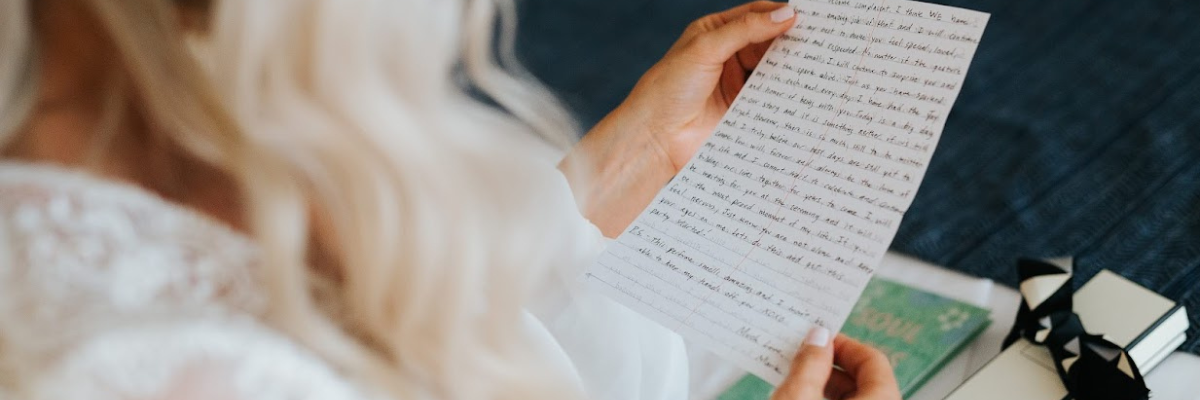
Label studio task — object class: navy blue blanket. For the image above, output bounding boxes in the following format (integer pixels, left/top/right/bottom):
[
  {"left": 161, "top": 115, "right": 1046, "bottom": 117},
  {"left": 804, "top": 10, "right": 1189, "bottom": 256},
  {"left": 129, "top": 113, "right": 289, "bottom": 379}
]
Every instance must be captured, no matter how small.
[{"left": 516, "top": 0, "right": 1200, "bottom": 352}]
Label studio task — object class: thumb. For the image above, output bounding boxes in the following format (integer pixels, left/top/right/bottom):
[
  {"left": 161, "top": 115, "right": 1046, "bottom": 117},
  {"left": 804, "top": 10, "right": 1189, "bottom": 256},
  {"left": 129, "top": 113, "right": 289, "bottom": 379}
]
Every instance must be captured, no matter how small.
[
  {"left": 684, "top": 5, "right": 797, "bottom": 66},
  {"left": 771, "top": 326, "right": 834, "bottom": 400}
]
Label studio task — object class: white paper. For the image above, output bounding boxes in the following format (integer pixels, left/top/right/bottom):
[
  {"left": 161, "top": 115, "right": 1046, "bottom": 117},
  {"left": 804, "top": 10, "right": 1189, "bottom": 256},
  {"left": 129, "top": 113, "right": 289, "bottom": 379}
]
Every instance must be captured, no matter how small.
[{"left": 583, "top": 0, "right": 989, "bottom": 384}]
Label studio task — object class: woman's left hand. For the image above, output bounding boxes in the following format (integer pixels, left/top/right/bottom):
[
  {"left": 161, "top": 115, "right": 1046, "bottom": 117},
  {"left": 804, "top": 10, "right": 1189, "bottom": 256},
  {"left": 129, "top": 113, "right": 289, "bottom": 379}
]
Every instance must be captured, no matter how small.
[{"left": 561, "top": 1, "right": 797, "bottom": 237}]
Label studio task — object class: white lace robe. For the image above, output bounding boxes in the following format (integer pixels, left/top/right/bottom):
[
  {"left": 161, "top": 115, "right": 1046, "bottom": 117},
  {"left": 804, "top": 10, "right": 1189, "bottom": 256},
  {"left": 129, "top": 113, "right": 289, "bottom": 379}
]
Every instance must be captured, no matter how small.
[{"left": 0, "top": 163, "right": 688, "bottom": 400}]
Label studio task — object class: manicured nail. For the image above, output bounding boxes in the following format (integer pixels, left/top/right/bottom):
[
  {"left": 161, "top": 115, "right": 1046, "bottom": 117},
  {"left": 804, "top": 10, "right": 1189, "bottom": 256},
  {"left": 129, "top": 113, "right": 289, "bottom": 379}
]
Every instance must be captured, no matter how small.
[
  {"left": 805, "top": 326, "right": 831, "bottom": 347},
  {"left": 770, "top": 7, "right": 796, "bottom": 23}
]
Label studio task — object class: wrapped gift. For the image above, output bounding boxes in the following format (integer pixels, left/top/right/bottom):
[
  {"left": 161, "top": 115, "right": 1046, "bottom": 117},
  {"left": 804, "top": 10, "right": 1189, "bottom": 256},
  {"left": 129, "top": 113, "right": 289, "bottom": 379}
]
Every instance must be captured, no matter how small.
[{"left": 946, "top": 260, "right": 1188, "bottom": 400}]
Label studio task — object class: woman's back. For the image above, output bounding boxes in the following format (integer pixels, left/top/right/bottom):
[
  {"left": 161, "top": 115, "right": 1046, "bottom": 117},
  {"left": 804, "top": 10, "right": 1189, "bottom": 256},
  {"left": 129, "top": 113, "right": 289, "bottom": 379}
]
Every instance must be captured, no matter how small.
[
  {"left": 0, "top": 162, "right": 365, "bottom": 399},
  {"left": 0, "top": 0, "right": 598, "bottom": 398}
]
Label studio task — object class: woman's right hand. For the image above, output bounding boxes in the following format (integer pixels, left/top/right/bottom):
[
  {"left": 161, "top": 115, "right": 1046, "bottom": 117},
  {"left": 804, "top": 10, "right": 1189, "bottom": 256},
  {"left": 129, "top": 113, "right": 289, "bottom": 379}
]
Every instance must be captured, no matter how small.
[{"left": 771, "top": 328, "right": 902, "bottom": 400}]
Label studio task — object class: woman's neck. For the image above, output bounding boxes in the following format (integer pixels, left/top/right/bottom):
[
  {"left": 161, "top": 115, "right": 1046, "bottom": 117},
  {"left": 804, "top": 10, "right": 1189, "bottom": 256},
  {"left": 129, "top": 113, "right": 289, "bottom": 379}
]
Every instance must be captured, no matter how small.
[
  {"left": 11, "top": 0, "right": 135, "bottom": 176},
  {"left": 9, "top": 99, "right": 244, "bottom": 228},
  {"left": 4, "top": 0, "right": 246, "bottom": 232}
]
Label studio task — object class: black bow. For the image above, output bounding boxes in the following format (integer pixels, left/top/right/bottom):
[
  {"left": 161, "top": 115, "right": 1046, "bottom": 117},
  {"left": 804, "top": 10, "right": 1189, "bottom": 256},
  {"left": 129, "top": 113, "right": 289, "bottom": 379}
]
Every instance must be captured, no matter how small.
[{"left": 1002, "top": 259, "right": 1150, "bottom": 400}]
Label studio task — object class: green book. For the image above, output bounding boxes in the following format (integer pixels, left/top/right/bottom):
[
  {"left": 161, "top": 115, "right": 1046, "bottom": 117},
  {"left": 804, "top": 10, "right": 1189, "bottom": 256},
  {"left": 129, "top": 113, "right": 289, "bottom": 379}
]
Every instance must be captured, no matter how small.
[{"left": 718, "top": 277, "right": 991, "bottom": 399}]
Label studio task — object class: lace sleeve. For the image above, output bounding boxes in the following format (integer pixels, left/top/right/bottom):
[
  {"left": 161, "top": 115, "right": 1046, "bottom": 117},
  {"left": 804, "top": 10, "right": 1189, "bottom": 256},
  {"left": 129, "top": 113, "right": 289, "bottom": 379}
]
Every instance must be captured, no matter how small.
[{"left": 23, "top": 315, "right": 371, "bottom": 400}]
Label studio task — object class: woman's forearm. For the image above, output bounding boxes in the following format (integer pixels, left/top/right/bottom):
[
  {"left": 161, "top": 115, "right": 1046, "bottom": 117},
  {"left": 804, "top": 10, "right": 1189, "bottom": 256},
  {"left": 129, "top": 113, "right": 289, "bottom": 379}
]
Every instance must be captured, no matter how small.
[{"left": 559, "top": 105, "right": 676, "bottom": 238}]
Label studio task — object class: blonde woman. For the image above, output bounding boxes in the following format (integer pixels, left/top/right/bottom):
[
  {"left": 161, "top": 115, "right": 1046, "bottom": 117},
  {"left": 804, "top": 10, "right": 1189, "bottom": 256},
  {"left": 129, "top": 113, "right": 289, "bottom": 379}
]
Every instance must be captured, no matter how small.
[{"left": 0, "top": 0, "right": 899, "bottom": 399}]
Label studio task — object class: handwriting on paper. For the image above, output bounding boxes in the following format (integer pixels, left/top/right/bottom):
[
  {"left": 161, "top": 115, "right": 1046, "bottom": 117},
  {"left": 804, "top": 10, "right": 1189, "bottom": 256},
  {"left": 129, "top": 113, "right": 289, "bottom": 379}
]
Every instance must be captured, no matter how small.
[{"left": 583, "top": 0, "right": 988, "bottom": 384}]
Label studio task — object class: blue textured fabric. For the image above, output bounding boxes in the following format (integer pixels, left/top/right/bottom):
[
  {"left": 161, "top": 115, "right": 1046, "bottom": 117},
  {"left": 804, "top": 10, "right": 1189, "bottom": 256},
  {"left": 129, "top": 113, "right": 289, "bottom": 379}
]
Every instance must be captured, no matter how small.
[{"left": 515, "top": 0, "right": 1200, "bottom": 353}]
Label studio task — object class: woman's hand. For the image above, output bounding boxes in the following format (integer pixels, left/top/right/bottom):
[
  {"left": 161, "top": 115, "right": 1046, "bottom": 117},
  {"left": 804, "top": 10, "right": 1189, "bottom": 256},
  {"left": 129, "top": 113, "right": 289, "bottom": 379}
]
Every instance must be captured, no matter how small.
[
  {"left": 772, "top": 329, "right": 902, "bottom": 400},
  {"left": 561, "top": 1, "right": 797, "bottom": 237},
  {"left": 617, "top": 1, "right": 798, "bottom": 170}
]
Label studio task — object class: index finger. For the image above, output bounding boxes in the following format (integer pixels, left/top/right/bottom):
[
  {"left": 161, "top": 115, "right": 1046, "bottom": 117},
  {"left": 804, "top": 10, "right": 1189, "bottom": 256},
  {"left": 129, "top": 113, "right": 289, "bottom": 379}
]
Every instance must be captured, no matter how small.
[
  {"left": 708, "top": 1, "right": 791, "bottom": 26},
  {"left": 735, "top": 41, "right": 773, "bottom": 72},
  {"left": 833, "top": 335, "right": 901, "bottom": 398},
  {"left": 677, "top": 1, "right": 790, "bottom": 43}
]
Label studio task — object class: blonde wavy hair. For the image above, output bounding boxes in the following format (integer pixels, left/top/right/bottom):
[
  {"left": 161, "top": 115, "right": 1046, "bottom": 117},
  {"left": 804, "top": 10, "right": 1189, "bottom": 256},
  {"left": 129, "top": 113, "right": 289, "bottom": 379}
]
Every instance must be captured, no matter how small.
[{"left": 0, "top": 0, "right": 585, "bottom": 399}]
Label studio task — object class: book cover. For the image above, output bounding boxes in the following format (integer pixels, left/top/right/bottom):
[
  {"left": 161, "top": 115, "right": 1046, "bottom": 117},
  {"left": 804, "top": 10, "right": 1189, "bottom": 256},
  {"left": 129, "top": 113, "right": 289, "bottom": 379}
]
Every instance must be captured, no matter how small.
[{"left": 719, "top": 277, "right": 991, "bottom": 399}]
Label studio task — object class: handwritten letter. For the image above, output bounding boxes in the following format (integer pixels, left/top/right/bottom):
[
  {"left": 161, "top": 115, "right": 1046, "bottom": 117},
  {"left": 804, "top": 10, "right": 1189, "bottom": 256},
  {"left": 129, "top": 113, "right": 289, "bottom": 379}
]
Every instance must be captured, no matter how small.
[{"left": 583, "top": 0, "right": 989, "bottom": 384}]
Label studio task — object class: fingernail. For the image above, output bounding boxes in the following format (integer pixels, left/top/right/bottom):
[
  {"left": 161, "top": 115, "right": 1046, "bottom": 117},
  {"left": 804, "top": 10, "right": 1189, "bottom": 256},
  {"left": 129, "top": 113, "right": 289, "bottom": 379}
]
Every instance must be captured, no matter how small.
[
  {"left": 770, "top": 6, "right": 796, "bottom": 23},
  {"left": 805, "top": 326, "right": 830, "bottom": 347}
]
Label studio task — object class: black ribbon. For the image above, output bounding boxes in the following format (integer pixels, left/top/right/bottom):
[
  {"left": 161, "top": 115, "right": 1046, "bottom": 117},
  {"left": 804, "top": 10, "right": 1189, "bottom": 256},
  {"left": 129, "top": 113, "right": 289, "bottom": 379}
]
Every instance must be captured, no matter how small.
[{"left": 1002, "top": 259, "right": 1150, "bottom": 400}]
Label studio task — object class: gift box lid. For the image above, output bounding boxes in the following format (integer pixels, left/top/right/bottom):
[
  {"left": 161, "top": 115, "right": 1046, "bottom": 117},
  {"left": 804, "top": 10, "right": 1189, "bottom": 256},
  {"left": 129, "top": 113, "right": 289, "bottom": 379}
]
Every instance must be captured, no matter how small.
[{"left": 945, "top": 269, "right": 1188, "bottom": 400}]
